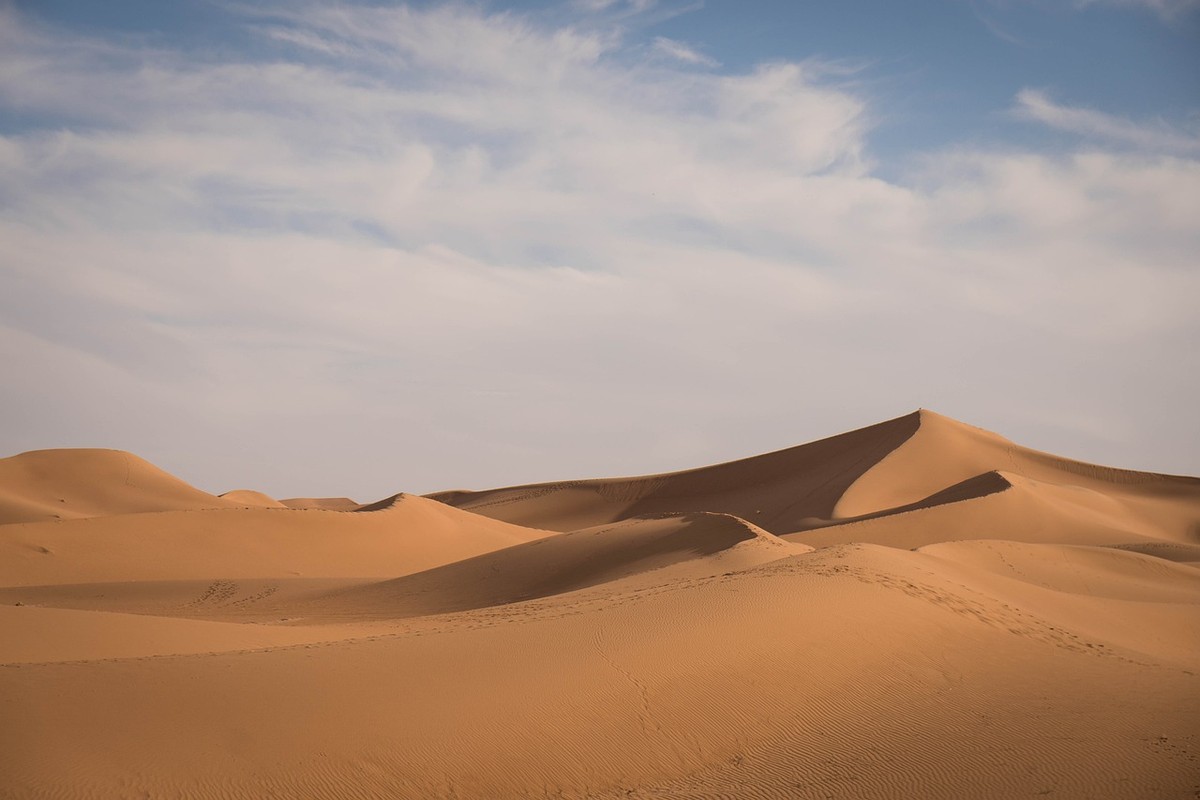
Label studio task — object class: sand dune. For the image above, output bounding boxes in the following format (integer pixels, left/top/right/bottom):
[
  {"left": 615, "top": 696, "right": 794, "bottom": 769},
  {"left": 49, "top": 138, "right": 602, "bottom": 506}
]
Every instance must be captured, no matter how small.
[
  {"left": 0, "top": 494, "right": 553, "bottom": 587},
  {"left": 281, "top": 496, "right": 361, "bottom": 511},
  {"left": 2, "top": 543, "right": 1196, "bottom": 799},
  {"left": 0, "top": 448, "right": 237, "bottom": 524},
  {"left": 427, "top": 411, "right": 921, "bottom": 531},
  {"left": 1, "top": 411, "right": 1198, "bottom": 799},
  {"left": 429, "top": 410, "right": 1199, "bottom": 546},
  {"left": 219, "top": 488, "right": 286, "bottom": 508},
  {"left": 296, "top": 512, "right": 809, "bottom": 619}
]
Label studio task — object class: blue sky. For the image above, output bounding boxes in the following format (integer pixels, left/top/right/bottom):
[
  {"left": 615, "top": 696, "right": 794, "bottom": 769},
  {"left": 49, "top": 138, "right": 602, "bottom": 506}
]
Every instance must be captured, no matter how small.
[{"left": 1, "top": 0, "right": 1197, "bottom": 497}]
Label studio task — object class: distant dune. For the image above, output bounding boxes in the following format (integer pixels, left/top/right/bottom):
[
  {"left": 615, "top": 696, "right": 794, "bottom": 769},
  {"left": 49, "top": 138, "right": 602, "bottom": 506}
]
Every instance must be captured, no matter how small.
[
  {"left": 0, "top": 448, "right": 237, "bottom": 524},
  {"left": 219, "top": 488, "right": 286, "bottom": 508},
  {"left": 1, "top": 411, "right": 1197, "bottom": 799},
  {"left": 280, "top": 496, "right": 362, "bottom": 511}
]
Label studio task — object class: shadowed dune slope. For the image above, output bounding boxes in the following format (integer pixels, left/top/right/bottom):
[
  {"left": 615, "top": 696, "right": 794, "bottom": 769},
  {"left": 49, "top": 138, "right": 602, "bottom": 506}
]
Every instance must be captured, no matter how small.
[
  {"left": 300, "top": 512, "right": 809, "bottom": 619},
  {"left": 427, "top": 412, "right": 921, "bottom": 532},
  {"left": 429, "top": 410, "right": 1200, "bottom": 545},
  {"left": 0, "top": 448, "right": 237, "bottom": 524},
  {"left": 0, "top": 494, "right": 553, "bottom": 587}
]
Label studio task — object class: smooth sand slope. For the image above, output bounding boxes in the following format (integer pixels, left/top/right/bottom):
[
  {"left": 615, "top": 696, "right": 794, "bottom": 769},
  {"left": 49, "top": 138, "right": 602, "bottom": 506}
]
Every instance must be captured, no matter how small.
[
  {"left": 0, "top": 448, "right": 239, "bottom": 524},
  {"left": 0, "top": 493, "right": 553, "bottom": 587},
  {"left": 1, "top": 410, "right": 1198, "bottom": 799}
]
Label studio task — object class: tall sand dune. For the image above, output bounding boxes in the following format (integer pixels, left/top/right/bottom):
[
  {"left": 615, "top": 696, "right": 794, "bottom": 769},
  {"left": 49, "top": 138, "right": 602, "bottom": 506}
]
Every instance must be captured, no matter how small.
[{"left": 430, "top": 410, "right": 1200, "bottom": 550}]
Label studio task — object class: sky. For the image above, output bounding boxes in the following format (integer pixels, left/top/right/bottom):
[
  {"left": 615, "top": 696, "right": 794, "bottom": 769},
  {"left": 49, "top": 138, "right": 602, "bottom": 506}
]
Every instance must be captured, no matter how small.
[{"left": 1, "top": 0, "right": 1198, "bottom": 500}]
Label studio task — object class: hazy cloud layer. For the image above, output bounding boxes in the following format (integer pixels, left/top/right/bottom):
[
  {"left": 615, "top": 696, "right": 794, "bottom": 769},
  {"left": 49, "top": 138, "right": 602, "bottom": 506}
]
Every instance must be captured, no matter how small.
[{"left": 1, "top": 3, "right": 1197, "bottom": 498}]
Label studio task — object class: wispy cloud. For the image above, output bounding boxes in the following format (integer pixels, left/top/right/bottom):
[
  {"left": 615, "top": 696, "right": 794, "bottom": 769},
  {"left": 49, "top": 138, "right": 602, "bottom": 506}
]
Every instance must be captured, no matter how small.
[
  {"left": 1016, "top": 88, "right": 1200, "bottom": 154},
  {"left": 1073, "top": 0, "right": 1200, "bottom": 19},
  {"left": 1, "top": 3, "right": 1197, "bottom": 495},
  {"left": 651, "top": 36, "right": 718, "bottom": 66}
]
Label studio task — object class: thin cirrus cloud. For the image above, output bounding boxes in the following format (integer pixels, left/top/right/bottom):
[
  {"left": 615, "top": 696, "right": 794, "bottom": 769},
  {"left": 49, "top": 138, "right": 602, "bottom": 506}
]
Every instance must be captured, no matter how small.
[
  {"left": 651, "top": 36, "right": 719, "bottom": 66},
  {"left": 1016, "top": 89, "right": 1200, "bottom": 153},
  {"left": 1073, "top": 0, "right": 1200, "bottom": 18},
  {"left": 0, "top": 2, "right": 1197, "bottom": 498}
]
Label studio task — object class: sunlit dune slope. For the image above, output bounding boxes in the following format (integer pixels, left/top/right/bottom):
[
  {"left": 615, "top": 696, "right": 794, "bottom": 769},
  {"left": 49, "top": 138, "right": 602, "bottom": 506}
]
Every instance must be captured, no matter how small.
[
  {"left": 0, "top": 493, "right": 553, "bottom": 586},
  {"left": 1, "top": 543, "right": 1196, "bottom": 799},
  {"left": 0, "top": 448, "right": 237, "bottom": 524},
  {"left": 784, "top": 470, "right": 1198, "bottom": 549},
  {"left": 296, "top": 512, "right": 809, "bottom": 619}
]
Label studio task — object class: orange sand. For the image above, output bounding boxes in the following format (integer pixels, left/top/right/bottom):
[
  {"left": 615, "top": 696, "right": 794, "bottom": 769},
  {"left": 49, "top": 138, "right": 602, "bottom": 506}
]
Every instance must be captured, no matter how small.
[{"left": 1, "top": 410, "right": 1197, "bottom": 799}]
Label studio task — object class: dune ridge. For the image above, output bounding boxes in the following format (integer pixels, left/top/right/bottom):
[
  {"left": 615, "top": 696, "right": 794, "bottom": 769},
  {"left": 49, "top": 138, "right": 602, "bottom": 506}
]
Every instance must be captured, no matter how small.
[{"left": 430, "top": 409, "right": 1198, "bottom": 550}]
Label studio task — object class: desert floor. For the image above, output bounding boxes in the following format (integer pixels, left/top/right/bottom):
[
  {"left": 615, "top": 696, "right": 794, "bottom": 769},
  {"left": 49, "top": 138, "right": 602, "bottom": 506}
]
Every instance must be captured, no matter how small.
[{"left": 1, "top": 409, "right": 1197, "bottom": 799}]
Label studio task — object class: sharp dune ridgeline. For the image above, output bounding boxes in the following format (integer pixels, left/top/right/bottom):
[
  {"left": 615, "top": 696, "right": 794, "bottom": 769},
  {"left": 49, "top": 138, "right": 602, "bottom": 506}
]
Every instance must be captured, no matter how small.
[{"left": 1, "top": 410, "right": 1198, "bottom": 799}]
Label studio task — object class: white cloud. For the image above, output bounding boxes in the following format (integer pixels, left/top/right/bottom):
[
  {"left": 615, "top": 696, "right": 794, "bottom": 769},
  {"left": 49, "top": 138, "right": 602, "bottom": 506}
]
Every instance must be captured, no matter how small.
[
  {"left": 0, "top": 3, "right": 1197, "bottom": 497},
  {"left": 651, "top": 36, "right": 717, "bottom": 66},
  {"left": 1016, "top": 89, "right": 1200, "bottom": 154}
]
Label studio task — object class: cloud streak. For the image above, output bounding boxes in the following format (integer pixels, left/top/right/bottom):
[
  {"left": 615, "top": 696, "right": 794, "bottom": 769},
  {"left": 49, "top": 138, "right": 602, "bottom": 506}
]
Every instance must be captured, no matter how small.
[
  {"left": 1016, "top": 89, "right": 1200, "bottom": 154},
  {"left": 1074, "top": 0, "right": 1200, "bottom": 20}
]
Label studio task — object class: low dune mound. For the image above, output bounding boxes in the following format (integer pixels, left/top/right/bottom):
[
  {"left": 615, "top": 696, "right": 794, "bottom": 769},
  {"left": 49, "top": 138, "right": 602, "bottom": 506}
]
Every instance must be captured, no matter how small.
[
  {"left": 1107, "top": 541, "right": 1200, "bottom": 564},
  {"left": 0, "top": 603, "right": 355, "bottom": 664},
  {"left": 0, "top": 494, "right": 555, "bottom": 587},
  {"left": 0, "top": 448, "right": 235, "bottom": 525},
  {"left": 304, "top": 512, "right": 807, "bottom": 619},
  {"left": 919, "top": 539, "right": 1200, "bottom": 604},
  {"left": 280, "top": 496, "right": 360, "bottom": 511},
  {"left": 219, "top": 489, "right": 285, "bottom": 508}
]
